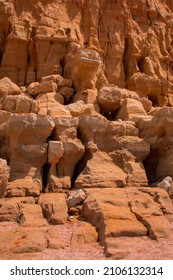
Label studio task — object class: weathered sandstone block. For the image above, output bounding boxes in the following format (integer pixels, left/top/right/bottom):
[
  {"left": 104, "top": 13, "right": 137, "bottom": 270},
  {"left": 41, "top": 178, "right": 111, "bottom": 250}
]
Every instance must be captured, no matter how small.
[
  {"left": 0, "top": 95, "right": 38, "bottom": 113},
  {"left": 6, "top": 114, "right": 55, "bottom": 196},
  {"left": 98, "top": 86, "right": 122, "bottom": 113},
  {"left": 38, "top": 193, "right": 68, "bottom": 224},
  {"left": 0, "top": 77, "right": 21, "bottom": 97}
]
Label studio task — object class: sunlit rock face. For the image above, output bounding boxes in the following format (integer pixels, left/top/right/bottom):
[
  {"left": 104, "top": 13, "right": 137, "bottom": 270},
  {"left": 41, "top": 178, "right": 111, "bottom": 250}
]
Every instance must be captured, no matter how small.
[{"left": 1, "top": 0, "right": 173, "bottom": 260}]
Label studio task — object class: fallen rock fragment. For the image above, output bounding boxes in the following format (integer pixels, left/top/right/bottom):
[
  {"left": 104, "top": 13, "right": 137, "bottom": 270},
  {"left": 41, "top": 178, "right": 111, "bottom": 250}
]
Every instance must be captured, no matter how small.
[
  {"left": 158, "top": 176, "right": 173, "bottom": 192},
  {"left": 67, "top": 189, "right": 86, "bottom": 208},
  {"left": 115, "top": 98, "right": 147, "bottom": 123}
]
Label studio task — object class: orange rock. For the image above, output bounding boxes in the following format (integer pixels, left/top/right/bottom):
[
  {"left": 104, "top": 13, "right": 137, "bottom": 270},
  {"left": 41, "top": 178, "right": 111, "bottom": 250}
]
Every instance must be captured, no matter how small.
[
  {"left": 104, "top": 219, "right": 147, "bottom": 239},
  {"left": 38, "top": 193, "right": 68, "bottom": 224},
  {"left": 115, "top": 98, "right": 147, "bottom": 123},
  {"left": 6, "top": 114, "right": 55, "bottom": 196},
  {"left": 47, "top": 227, "right": 65, "bottom": 250},
  {"left": 36, "top": 92, "right": 64, "bottom": 117},
  {"left": 0, "top": 197, "right": 35, "bottom": 222},
  {"left": 71, "top": 221, "right": 98, "bottom": 244},
  {"left": 0, "top": 77, "right": 21, "bottom": 97},
  {"left": 0, "top": 95, "right": 38, "bottom": 113},
  {"left": 98, "top": 86, "right": 122, "bottom": 113},
  {"left": 126, "top": 188, "right": 173, "bottom": 239},
  {"left": 17, "top": 204, "right": 48, "bottom": 227},
  {"left": 0, "top": 227, "right": 47, "bottom": 256},
  {"left": 75, "top": 150, "right": 127, "bottom": 188}
]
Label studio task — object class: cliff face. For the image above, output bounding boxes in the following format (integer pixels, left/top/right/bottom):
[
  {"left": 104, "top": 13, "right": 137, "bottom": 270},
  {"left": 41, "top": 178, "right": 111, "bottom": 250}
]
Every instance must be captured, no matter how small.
[
  {"left": 1, "top": 0, "right": 173, "bottom": 260},
  {"left": 0, "top": 0, "right": 173, "bottom": 106}
]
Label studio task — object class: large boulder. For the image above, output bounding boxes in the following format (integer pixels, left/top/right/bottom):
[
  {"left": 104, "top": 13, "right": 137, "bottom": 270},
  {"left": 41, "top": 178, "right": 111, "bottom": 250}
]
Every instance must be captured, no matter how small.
[
  {"left": 0, "top": 227, "right": 47, "bottom": 256},
  {"left": 0, "top": 77, "right": 21, "bottom": 97},
  {"left": 115, "top": 98, "right": 147, "bottom": 123},
  {"left": 82, "top": 188, "right": 147, "bottom": 245},
  {"left": 33, "top": 80, "right": 57, "bottom": 95},
  {"left": 98, "top": 86, "right": 122, "bottom": 113},
  {"left": 0, "top": 95, "right": 38, "bottom": 113},
  {"left": 66, "top": 101, "right": 96, "bottom": 117}
]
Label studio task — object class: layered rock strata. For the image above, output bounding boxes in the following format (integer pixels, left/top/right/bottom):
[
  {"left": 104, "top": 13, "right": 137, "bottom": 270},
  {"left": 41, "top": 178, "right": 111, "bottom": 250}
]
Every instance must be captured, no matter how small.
[{"left": 0, "top": 0, "right": 173, "bottom": 260}]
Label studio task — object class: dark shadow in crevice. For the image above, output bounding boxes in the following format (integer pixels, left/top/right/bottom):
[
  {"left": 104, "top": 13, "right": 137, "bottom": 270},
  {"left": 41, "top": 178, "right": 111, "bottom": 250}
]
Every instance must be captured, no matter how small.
[
  {"left": 0, "top": 50, "right": 3, "bottom": 64},
  {"left": 41, "top": 163, "right": 51, "bottom": 192},
  {"left": 123, "top": 37, "right": 129, "bottom": 82},
  {"left": 137, "top": 57, "right": 144, "bottom": 72},
  {"left": 60, "top": 57, "right": 65, "bottom": 77},
  {"left": 71, "top": 128, "right": 92, "bottom": 189},
  {"left": 148, "top": 95, "right": 158, "bottom": 107},
  {"left": 71, "top": 147, "right": 91, "bottom": 189},
  {"left": 47, "top": 126, "right": 56, "bottom": 142},
  {"left": 100, "top": 111, "right": 115, "bottom": 121},
  {"left": 143, "top": 149, "right": 159, "bottom": 183}
]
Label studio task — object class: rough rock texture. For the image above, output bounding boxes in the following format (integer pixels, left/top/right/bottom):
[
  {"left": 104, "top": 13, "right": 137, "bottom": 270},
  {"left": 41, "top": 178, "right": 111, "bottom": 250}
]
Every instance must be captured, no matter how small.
[
  {"left": 0, "top": 158, "right": 9, "bottom": 197},
  {"left": 0, "top": 95, "right": 38, "bottom": 113},
  {"left": 82, "top": 188, "right": 173, "bottom": 258},
  {"left": 0, "top": 197, "right": 35, "bottom": 222},
  {"left": 38, "top": 193, "right": 68, "bottom": 224},
  {"left": 1, "top": 0, "right": 173, "bottom": 260},
  {"left": 71, "top": 221, "right": 98, "bottom": 245},
  {"left": 4, "top": 113, "right": 55, "bottom": 197},
  {"left": 0, "top": 77, "right": 21, "bottom": 97}
]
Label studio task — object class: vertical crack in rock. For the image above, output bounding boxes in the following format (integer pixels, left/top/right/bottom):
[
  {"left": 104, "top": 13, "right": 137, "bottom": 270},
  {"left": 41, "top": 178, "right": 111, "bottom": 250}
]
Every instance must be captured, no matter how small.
[
  {"left": 125, "top": 188, "right": 150, "bottom": 237},
  {"left": 125, "top": 188, "right": 173, "bottom": 240}
]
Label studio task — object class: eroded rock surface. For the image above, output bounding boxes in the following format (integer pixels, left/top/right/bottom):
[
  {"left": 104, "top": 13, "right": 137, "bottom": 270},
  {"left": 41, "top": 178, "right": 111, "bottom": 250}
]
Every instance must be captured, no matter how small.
[
  {"left": 82, "top": 188, "right": 173, "bottom": 258},
  {"left": 1, "top": 0, "right": 173, "bottom": 260}
]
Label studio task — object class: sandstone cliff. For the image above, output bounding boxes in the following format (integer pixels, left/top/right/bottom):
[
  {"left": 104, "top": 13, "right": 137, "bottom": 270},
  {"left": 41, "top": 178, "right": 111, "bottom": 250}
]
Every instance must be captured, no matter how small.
[{"left": 0, "top": 0, "right": 173, "bottom": 260}]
